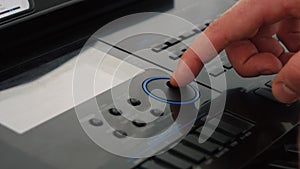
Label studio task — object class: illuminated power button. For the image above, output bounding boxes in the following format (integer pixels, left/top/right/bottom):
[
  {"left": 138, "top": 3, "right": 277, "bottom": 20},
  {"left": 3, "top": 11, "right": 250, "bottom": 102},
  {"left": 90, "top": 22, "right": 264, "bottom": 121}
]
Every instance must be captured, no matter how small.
[{"left": 142, "top": 76, "right": 200, "bottom": 105}]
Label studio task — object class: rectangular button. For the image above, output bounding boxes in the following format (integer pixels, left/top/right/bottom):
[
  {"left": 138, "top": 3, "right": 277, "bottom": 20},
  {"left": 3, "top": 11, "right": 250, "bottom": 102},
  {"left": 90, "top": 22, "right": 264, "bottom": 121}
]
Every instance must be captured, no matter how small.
[
  {"left": 155, "top": 152, "right": 192, "bottom": 169},
  {"left": 269, "top": 161, "right": 298, "bottom": 169},
  {"left": 179, "top": 31, "right": 196, "bottom": 40},
  {"left": 208, "top": 113, "right": 255, "bottom": 137},
  {"left": 169, "top": 55, "right": 180, "bottom": 60},
  {"left": 285, "top": 144, "right": 300, "bottom": 155},
  {"left": 141, "top": 160, "right": 169, "bottom": 169},
  {"left": 199, "top": 24, "right": 208, "bottom": 31},
  {"left": 192, "top": 28, "right": 202, "bottom": 33},
  {"left": 265, "top": 80, "right": 273, "bottom": 88},
  {"left": 209, "top": 69, "right": 225, "bottom": 77},
  {"left": 176, "top": 44, "right": 188, "bottom": 53},
  {"left": 210, "top": 131, "right": 232, "bottom": 145},
  {"left": 183, "top": 135, "right": 221, "bottom": 154},
  {"left": 172, "top": 144, "right": 206, "bottom": 163},
  {"left": 152, "top": 44, "right": 169, "bottom": 53},
  {"left": 197, "top": 128, "right": 232, "bottom": 145},
  {"left": 197, "top": 20, "right": 211, "bottom": 31},
  {"left": 222, "top": 61, "right": 233, "bottom": 69},
  {"left": 209, "top": 118, "right": 243, "bottom": 137},
  {"left": 169, "top": 50, "right": 184, "bottom": 60},
  {"left": 219, "top": 51, "right": 233, "bottom": 69},
  {"left": 254, "top": 88, "right": 282, "bottom": 103},
  {"left": 204, "top": 20, "right": 211, "bottom": 26},
  {"left": 222, "top": 113, "right": 254, "bottom": 133},
  {"left": 165, "top": 38, "right": 180, "bottom": 46}
]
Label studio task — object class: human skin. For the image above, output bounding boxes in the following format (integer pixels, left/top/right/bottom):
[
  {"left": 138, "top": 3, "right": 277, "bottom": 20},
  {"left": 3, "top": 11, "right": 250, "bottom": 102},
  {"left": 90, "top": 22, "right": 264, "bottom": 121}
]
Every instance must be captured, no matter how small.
[{"left": 170, "top": 0, "right": 300, "bottom": 104}]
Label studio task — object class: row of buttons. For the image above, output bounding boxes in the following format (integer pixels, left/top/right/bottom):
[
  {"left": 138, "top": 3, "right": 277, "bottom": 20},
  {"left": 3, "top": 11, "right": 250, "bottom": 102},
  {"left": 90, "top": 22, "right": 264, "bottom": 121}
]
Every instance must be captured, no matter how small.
[
  {"left": 137, "top": 113, "right": 255, "bottom": 169},
  {"left": 108, "top": 107, "right": 164, "bottom": 118},
  {"left": 168, "top": 47, "right": 233, "bottom": 78},
  {"left": 151, "top": 21, "right": 211, "bottom": 53},
  {"left": 88, "top": 98, "right": 166, "bottom": 139},
  {"left": 88, "top": 118, "right": 129, "bottom": 139},
  {"left": 89, "top": 118, "right": 130, "bottom": 138}
]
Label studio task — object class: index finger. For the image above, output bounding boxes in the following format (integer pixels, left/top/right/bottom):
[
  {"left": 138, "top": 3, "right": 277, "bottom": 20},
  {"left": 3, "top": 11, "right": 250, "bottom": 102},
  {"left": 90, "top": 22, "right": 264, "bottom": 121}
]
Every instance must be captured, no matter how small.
[{"left": 170, "top": 0, "right": 297, "bottom": 87}]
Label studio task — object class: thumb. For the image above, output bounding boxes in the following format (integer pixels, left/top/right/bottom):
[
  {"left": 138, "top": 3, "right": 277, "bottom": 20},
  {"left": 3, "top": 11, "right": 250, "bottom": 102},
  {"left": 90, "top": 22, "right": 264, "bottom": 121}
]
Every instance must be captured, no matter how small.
[{"left": 273, "top": 51, "right": 300, "bottom": 103}]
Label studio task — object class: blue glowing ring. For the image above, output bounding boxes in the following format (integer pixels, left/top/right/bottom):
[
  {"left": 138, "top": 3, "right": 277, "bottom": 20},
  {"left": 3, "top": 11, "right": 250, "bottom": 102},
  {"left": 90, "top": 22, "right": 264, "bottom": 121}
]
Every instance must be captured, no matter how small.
[{"left": 142, "top": 76, "right": 200, "bottom": 105}]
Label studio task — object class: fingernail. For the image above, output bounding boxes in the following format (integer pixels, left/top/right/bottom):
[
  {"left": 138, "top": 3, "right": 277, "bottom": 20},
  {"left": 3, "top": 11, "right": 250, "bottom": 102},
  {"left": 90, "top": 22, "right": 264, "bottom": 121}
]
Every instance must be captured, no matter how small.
[
  {"left": 169, "top": 75, "right": 178, "bottom": 87},
  {"left": 281, "top": 83, "right": 299, "bottom": 102},
  {"left": 170, "top": 62, "right": 190, "bottom": 87}
]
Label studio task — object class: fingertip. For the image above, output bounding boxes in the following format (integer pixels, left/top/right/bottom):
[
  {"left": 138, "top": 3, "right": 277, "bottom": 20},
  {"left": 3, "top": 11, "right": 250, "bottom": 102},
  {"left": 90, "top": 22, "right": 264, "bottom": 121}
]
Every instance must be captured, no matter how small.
[
  {"left": 170, "top": 60, "right": 193, "bottom": 87},
  {"left": 170, "top": 75, "right": 178, "bottom": 87},
  {"left": 272, "top": 81, "right": 299, "bottom": 103}
]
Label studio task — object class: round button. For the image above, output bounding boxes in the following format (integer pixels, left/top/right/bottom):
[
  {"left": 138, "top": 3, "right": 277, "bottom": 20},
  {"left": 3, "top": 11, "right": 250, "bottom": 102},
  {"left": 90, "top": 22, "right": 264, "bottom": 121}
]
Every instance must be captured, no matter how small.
[
  {"left": 89, "top": 118, "right": 103, "bottom": 127},
  {"left": 113, "top": 130, "right": 128, "bottom": 139},
  {"left": 109, "top": 108, "right": 122, "bottom": 116},
  {"left": 150, "top": 109, "right": 164, "bottom": 117},
  {"left": 132, "top": 120, "right": 147, "bottom": 127},
  {"left": 142, "top": 76, "right": 200, "bottom": 105},
  {"left": 166, "top": 81, "right": 178, "bottom": 89},
  {"left": 128, "top": 98, "right": 141, "bottom": 106}
]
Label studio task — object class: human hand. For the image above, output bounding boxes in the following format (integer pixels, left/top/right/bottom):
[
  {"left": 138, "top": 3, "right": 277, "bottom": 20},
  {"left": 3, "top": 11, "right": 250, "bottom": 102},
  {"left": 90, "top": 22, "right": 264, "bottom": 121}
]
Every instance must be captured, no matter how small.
[{"left": 170, "top": 0, "right": 300, "bottom": 103}]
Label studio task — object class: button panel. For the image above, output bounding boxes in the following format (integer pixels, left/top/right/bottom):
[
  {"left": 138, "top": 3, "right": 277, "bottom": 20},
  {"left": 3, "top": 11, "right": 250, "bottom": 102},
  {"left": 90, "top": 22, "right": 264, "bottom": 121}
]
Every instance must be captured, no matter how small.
[{"left": 135, "top": 112, "right": 256, "bottom": 169}]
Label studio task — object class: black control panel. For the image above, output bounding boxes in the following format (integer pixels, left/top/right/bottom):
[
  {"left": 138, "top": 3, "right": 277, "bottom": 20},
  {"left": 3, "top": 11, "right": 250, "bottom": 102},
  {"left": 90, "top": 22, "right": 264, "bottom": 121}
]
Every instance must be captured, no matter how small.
[{"left": 0, "top": 0, "right": 299, "bottom": 169}]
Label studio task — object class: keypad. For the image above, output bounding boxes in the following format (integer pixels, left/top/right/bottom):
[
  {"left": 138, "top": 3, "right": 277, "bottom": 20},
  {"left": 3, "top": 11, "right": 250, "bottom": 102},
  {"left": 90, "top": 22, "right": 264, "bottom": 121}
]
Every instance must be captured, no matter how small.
[{"left": 135, "top": 111, "right": 256, "bottom": 169}]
